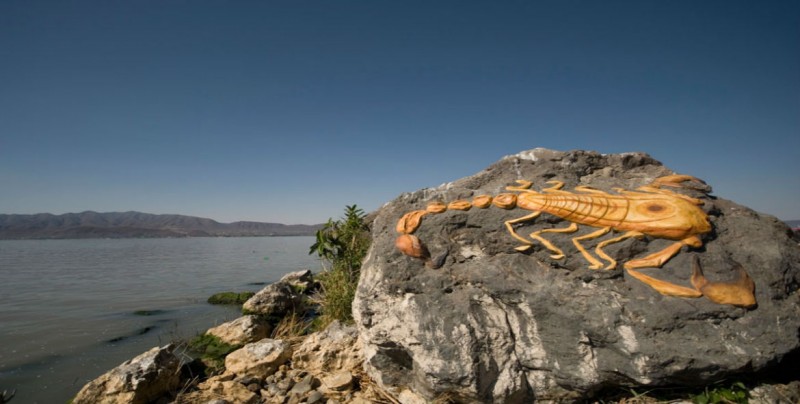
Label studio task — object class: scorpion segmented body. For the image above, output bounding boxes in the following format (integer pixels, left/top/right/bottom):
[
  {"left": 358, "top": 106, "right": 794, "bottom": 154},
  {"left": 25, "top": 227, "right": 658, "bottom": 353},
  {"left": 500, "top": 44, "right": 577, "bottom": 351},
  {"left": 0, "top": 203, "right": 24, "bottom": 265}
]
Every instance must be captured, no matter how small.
[{"left": 514, "top": 184, "right": 711, "bottom": 240}]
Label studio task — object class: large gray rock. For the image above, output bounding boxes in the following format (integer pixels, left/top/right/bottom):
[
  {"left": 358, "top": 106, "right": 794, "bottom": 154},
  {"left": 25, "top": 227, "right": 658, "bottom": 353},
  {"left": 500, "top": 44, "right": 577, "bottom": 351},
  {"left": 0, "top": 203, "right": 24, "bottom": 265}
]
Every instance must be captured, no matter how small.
[
  {"left": 354, "top": 148, "right": 800, "bottom": 402},
  {"left": 73, "top": 345, "right": 181, "bottom": 404}
]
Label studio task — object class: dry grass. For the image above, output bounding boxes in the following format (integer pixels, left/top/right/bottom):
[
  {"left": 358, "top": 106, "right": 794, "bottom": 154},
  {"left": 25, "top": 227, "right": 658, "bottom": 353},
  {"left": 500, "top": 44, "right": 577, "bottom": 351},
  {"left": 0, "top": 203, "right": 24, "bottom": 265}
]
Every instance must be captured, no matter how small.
[{"left": 270, "top": 311, "right": 311, "bottom": 347}]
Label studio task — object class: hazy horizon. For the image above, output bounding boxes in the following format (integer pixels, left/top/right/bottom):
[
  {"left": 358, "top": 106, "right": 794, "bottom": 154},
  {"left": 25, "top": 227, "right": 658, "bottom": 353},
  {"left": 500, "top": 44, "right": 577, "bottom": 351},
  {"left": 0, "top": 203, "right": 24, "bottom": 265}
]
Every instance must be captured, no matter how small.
[{"left": 2, "top": 1, "right": 798, "bottom": 223}]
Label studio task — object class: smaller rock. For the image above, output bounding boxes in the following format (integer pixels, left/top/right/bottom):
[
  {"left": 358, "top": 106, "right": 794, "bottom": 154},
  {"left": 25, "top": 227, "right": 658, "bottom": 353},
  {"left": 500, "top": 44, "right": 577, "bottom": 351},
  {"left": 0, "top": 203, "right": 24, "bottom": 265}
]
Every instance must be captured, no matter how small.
[
  {"left": 202, "top": 380, "right": 260, "bottom": 404},
  {"left": 267, "top": 382, "right": 286, "bottom": 397},
  {"left": 290, "top": 374, "right": 318, "bottom": 395},
  {"left": 750, "top": 381, "right": 800, "bottom": 403},
  {"left": 279, "top": 269, "right": 314, "bottom": 288},
  {"left": 307, "top": 390, "right": 325, "bottom": 404},
  {"left": 236, "top": 374, "right": 262, "bottom": 386},
  {"left": 321, "top": 372, "right": 353, "bottom": 392},
  {"left": 225, "top": 339, "right": 293, "bottom": 376},
  {"left": 276, "top": 378, "right": 294, "bottom": 394},
  {"left": 179, "top": 379, "right": 260, "bottom": 404},
  {"left": 206, "top": 315, "right": 272, "bottom": 346},
  {"left": 399, "top": 389, "right": 428, "bottom": 404}
]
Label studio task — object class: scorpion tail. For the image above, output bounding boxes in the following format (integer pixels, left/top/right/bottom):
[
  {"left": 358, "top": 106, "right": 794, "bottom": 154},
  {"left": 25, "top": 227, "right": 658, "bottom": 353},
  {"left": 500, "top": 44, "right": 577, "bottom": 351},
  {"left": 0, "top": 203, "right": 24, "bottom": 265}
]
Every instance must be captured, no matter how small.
[
  {"left": 396, "top": 193, "right": 507, "bottom": 267},
  {"left": 395, "top": 234, "right": 448, "bottom": 269}
]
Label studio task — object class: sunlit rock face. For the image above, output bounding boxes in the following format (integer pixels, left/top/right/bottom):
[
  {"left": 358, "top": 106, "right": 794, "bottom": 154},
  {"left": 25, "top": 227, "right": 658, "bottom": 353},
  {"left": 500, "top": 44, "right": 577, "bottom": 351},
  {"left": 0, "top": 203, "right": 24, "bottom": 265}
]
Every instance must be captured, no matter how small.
[
  {"left": 354, "top": 148, "right": 800, "bottom": 402},
  {"left": 73, "top": 345, "right": 181, "bottom": 404}
]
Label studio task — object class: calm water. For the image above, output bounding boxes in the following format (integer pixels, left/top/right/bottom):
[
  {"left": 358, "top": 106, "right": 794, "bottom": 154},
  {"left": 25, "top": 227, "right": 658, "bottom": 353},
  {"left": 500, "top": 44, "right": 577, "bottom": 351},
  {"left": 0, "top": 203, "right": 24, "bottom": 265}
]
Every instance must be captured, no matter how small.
[{"left": 0, "top": 237, "right": 320, "bottom": 403}]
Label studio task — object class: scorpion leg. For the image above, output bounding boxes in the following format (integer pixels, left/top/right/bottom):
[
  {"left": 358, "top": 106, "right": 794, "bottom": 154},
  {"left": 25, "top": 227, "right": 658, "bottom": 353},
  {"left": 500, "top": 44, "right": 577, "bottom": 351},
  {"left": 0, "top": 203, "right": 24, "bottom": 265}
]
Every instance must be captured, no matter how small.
[
  {"left": 529, "top": 222, "right": 578, "bottom": 259},
  {"left": 504, "top": 211, "right": 542, "bottom": 251},
  {"left": 574, "top": 185, "right": 611, "bottom": 195},
  {"left": 625, "top": 267, "right": 703, "bottom": 298},
  {"left": 506, "top": 179, "right": 533, "bottom": 191},
  {"left": 594, "top": 231, "right": 645, "bottom": 270},
  {"left": 541, "top": 180, "right": 569, "bottom": 194},
  {"left": 572, "top": 227, "right": 611, "bottom": 269},
  {"left": 624, "top": 235, "right": 702, "bottom": 269},
  {"left": 650, "top": 174, "right": 708, "bottom": 191}
]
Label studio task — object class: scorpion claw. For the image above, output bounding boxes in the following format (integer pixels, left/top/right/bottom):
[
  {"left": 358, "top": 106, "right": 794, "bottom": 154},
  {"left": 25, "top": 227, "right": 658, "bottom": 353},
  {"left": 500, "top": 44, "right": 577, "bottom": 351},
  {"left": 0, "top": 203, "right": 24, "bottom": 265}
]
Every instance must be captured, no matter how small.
[{"left": 515, "top": 245, "right": 532, "bottom": 252}]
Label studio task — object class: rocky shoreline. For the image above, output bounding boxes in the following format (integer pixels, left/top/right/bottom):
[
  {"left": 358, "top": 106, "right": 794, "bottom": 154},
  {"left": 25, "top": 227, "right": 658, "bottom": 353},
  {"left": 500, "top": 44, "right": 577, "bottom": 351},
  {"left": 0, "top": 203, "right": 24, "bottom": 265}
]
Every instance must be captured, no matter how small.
[
  {"left": 70, "top": 269, "right": 800, "bottom": 404},
  {"left": 72, "top": 270, "right": 385, "bottom": 404},
  {"left": 70, "top": 149, "right": 800, "bottom": 403}
]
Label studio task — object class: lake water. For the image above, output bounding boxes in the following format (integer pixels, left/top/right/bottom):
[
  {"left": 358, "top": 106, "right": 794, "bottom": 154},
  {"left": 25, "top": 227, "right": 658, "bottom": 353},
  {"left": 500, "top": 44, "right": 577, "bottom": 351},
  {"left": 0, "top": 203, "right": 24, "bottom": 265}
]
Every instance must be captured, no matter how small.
[{"left": 0, "top": 237, "right": 320, "bottom": 403}]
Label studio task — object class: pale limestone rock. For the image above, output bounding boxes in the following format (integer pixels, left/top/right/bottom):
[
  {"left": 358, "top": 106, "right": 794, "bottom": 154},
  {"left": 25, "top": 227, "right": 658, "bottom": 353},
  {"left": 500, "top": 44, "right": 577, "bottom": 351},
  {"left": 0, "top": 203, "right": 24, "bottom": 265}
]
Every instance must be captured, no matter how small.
[
  {"left": 73, "top": 345, "right": 181, "bottom": 404},
  {"left": 224, "top": 339, "right": 292, "bottom": 377},
  {"left": 291, "top": 320, "right": 363, "bottom": 374},
  {"left": 206, "top": 315, "right": 272, "bottom": 346},
  {"left": 321, "top": 372, "right": 353, "bottom": 392},
  {"left": 399, "top": 389, "right": 428, "bottom": 404},
  {"left": 279, "top": 269, "right": 314, "bottom": 288},
  {"left": 178, "top": 377, "right": 259, "bottom": 404}
]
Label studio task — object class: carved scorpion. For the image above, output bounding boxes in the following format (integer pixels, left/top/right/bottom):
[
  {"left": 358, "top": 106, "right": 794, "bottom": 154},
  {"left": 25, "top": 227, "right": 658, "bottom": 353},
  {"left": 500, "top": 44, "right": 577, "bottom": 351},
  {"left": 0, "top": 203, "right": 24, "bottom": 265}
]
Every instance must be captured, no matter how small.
[{"left": 395, "top": 175, "right": 756, "bottom": 307}]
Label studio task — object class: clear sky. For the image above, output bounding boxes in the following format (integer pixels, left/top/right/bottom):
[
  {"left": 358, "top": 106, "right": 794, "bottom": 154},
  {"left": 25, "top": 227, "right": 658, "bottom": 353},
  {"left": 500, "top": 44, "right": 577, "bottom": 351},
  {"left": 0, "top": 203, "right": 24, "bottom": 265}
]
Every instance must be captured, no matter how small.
[{"left": 1, "top": 1, "right": 798, "bottom": 224}]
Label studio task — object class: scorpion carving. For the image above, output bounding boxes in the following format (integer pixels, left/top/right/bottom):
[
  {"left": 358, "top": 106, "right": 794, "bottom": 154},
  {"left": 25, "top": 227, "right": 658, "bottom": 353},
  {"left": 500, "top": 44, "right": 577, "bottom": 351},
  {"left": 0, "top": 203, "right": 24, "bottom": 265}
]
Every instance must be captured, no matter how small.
[{"left": 395, "top": 175, "right": 756, "bottom": 307}]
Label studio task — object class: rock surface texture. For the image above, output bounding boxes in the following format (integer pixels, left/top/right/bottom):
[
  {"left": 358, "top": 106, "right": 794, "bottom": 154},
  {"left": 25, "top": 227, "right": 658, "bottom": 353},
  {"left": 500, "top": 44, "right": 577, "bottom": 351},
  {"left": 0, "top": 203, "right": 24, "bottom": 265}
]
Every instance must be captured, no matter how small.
[
  {"left": 242, "top": 269, "right": 316, "bottom": 317},
  {"left": 206, "top": 314, "right": 272, "bottom": 346},
  {"left": 353, "top": 148, "right": 800, "bottom": 402},
  {"left": 72, "top": 345, "right": 181, "bottom": 404}
]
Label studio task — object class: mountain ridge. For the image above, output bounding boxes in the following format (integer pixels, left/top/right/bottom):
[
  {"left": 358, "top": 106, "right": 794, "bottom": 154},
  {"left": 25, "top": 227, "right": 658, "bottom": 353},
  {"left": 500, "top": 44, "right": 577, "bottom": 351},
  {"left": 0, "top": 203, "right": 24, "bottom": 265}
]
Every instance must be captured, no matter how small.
[{"left": 0, "top": 211, "right": 323, "bottom": 239}]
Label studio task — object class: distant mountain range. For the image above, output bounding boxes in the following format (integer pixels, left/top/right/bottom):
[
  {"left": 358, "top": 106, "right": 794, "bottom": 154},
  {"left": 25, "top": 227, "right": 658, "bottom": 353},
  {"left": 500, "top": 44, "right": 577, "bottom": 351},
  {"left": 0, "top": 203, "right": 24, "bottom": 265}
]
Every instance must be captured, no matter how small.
[{"left": 0, "top": 211, "right": 323, "bottom": 239}]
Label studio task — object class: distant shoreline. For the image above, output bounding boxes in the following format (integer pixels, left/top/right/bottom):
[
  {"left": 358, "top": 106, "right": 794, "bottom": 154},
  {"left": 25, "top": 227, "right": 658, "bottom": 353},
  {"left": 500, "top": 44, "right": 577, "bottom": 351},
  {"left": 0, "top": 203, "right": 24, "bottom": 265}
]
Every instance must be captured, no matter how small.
[{"left": 0, "top": 211, "right": 323, "bottom": 240}]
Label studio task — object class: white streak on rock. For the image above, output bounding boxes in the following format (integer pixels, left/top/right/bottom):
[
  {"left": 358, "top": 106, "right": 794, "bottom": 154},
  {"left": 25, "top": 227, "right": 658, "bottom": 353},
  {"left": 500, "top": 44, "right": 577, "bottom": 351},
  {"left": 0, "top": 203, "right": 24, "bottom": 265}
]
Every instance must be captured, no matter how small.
[{"left": 617, "top": 325, "right": 639, "bottom": 354}]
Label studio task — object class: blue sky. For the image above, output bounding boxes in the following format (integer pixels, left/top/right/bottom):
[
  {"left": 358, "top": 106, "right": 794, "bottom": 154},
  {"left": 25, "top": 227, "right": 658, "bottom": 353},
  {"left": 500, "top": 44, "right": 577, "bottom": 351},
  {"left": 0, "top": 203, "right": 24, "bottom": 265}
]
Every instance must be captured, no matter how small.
[{"left": 1, "top": 1, "right": 798, "bottom": 224}]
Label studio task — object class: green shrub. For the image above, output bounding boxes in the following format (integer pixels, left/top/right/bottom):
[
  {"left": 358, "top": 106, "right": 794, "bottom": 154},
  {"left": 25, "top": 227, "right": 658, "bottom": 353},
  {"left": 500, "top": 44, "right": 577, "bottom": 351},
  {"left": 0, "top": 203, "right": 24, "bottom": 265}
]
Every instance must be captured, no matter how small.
[{"left": 309, "top": 205, "right": 370, "bottom": 328}]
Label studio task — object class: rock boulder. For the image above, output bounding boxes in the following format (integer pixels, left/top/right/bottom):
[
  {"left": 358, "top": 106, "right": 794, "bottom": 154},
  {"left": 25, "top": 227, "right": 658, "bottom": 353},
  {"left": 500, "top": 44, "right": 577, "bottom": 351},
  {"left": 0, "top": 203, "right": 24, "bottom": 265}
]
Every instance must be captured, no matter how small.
[
  {"left": 206, "top": 315, "right": 272, "bottom": 346},
  {"left": 73, "top": 344, "right": 181, "bottom": 404},
  {"left": 354, "top": 148, "right": 800, "bottom": 402},
  {"left": 224, "top": 339, "right": 293, "bottom": 377},
  {"left": 243, "top": 270, "right": 314, "bottom": 317}
]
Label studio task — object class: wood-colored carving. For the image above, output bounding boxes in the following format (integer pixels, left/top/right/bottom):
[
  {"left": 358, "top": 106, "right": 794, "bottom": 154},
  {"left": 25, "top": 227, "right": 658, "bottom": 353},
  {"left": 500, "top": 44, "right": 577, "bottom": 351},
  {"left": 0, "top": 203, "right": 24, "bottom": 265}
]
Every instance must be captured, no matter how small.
[{"left": 395, "top": 175, "right": 757, "bottom": 307}]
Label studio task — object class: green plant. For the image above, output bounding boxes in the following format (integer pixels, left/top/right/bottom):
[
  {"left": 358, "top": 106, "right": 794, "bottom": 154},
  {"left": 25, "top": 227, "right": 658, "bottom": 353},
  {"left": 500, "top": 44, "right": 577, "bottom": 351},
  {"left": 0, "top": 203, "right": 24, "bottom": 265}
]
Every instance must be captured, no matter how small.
[
  {"left": 188, "top": 334, "right": 240, "bottom": 374},
  {"left": 692, "top": 381, "right": 748, "bottom": 404},
  {"left": 309, "top": 205, "right": 370, "bottom": 327}
]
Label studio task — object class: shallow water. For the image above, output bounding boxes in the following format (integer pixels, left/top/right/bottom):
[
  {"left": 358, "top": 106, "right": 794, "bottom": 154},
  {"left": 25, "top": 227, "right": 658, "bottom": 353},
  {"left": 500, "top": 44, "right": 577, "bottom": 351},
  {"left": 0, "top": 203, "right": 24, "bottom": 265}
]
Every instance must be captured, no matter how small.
[{"left": 0, "top": 237, "right": 319, "bottom": 403}]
